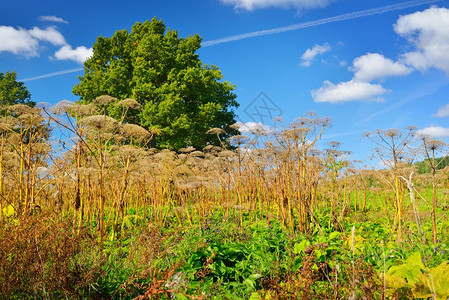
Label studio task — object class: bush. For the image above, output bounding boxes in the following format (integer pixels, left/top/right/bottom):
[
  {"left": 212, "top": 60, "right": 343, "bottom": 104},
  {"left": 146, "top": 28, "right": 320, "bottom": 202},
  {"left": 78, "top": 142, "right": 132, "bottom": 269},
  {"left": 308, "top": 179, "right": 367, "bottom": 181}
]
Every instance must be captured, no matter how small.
[{"left": 0, "top": 213, "right": 89, "bottom": 299}]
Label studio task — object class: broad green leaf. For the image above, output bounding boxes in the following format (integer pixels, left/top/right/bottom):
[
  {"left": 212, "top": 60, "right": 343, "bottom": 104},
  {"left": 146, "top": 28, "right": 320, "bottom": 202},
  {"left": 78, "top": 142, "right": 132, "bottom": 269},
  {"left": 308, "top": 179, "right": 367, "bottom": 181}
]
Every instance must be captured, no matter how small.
[
  {"left": 293, "top": 240, "right": 310, "bottom": 254},
  {"left": 387, "top": 252, "right": 426, "bottom": 288},
  {"left": 2, "top": 204, "right": 15, "bottom": 218},
  {"left": 328, "top": 231, "right": 340, "bottom": 240},
  {"left": 414, "top": 261, "right": 449, "bottom": 300}
]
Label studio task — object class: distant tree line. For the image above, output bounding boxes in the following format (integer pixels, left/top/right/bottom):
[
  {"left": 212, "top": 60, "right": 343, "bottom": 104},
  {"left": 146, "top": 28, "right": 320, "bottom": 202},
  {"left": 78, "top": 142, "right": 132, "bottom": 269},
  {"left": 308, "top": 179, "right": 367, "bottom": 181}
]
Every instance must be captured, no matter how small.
[{"left": 415, "top": 156, "right": 449, "bottom": 174}]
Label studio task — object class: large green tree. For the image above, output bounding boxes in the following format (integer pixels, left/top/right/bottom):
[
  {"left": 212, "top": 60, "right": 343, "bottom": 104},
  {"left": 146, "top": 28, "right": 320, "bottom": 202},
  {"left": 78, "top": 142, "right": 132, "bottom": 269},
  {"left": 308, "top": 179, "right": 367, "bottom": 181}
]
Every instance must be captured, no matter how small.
[
  {"left": 73, "top": 17, "right": 238, "bottom": 150},
  {"left": 0, "top": 71, "right": 34, "bottom": 107}
]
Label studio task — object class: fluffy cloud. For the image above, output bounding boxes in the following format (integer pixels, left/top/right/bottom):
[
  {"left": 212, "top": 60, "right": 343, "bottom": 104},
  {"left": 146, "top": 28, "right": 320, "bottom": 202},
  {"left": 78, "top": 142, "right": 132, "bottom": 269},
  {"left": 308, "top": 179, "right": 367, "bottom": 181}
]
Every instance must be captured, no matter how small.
[
  {"left": 417, "top": 126, "right": 449, "bottom": 138},
  {"left": 312, "top": 80, "right": 388, "bottom": 103},
  {"left": 234, "top": 122, "right": 272, "bottom": 134},
  {"left": 434, "top": 103, "right": 449, "bottom": 118},
  {"left": 38, "top": 15, "right": 68, "bottom": 24},
  {"left": 301, "top": 43, "right": 331, "bottom": 67},
  {"left": 54, "top": 45, "right": 93, "bottom": 64},
  {"left": 0, "top": 24, "right": 91, "bottom": 63},
  {"left": 352, "top": 53, "right": 412, "bottom": 81},
  {"left": 0, "top": 26, "right": 66, "bottom": 57},
  {"left": 394, "top": 7, "right": 449, "bottom": 75},
  {"left": 220, "top": 0, "right": 331, "bottom": 11},
  {"left": 311, "top": 7, "right": 449, "bottom": 104},
  {"left": 0, "top": 26, "right": 40, "bottom": 56},
  {"left": 312, "top": 52, "right": 412, "bottom": 103},
  {"left": 28, "top": 26, "right": 66, "bottom": 46}
]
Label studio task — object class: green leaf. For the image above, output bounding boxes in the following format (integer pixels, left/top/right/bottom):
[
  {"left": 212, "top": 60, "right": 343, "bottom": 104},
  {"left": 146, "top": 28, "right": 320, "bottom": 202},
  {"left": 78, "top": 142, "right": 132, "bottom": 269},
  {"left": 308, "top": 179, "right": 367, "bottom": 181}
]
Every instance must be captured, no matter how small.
[
  {"left": 414, "top": 261, "right": 449, "bottom": 300},
  {"left": 328, "top": 231, "right": 341, "bottom": 240},
  {"left": 293, "top": 240, "right": 310, "bottom": 254},
  {"left": 249, "top": 292, "right": 262, "bottom": 300},
  {"left": 387, "top": 252, "right": 426, "bottom": 288},
  {"left": 2, "top": 204, "right": 15, "bottom": 218}
]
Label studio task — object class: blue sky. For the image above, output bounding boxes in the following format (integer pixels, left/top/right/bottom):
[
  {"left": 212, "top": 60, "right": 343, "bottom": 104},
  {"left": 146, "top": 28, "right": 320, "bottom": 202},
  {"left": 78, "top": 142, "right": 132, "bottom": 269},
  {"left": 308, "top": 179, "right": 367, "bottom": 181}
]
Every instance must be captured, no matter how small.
[{"left": 1, "top": 0, "right": 449, "bottom": 161}]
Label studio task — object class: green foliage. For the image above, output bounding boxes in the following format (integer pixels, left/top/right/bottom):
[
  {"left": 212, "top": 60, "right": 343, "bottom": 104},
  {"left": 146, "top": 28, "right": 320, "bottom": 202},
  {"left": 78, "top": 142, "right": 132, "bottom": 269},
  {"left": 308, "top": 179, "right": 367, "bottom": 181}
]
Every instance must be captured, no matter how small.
[
  {"left": 73, "top": 17, "right": 239, "bottom": 150},
  {"left": 0, "top": 71, "right": 34, "bottom": 108},
  {"left": 415, "top": 156, "right": 449, "bottom": 174},
  {"left": 386, "top": 252, "right": 449, "bottom": 299},
  {"left": 386, "top": 252, "right": 425, "bottom": 289}
]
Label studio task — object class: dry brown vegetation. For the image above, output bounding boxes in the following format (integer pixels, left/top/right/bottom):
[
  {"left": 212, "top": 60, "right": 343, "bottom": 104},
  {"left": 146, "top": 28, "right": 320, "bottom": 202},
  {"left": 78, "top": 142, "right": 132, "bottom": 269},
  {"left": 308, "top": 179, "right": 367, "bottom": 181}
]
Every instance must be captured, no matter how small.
[{"left": 0, "top": 97, "right": 448, "bottom": 298}]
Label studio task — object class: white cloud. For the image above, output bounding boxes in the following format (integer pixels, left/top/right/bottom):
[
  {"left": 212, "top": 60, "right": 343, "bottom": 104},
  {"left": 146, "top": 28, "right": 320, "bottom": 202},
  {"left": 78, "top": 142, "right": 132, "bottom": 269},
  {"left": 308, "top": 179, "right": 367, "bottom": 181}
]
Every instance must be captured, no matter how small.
[
  {"left": 312, "top": 80, "right": 388, "bottom": 103},
  {"left": 54, "top": 45, "right": 93, "bottom": 64},
  {"left": 301, "top": 43, "right": 331, "bottom": 67},
  {"left": 0, "top": 26, "right": 39, "bottom": 56},
  {"left": 234, "top": 122, "right": 272, "bottom": 134},
  {"left": 417, "top": 126, "right": 449, "bottom": 138},
  {"left": 0, "top": 25, "right": 90, "bottom": 64},
  {"left": 310, "top": 7, "right": 449, "bottom": 104},
  {"left": 352, "top": 53, "right": 412, "bottom": 81},
  {"left": 434, "top": 103, "right": 449, "bottom": 118},
  {"left": 0, "top": 25, "right": 67, "bottom": 57},
  {"left": 29, "top": 26, "right": 66, "bottom": 46},
  {"left": 39, "top": 15, "right": 68, "bottom": 24},
  {"left": 220, "top": 0, "right": 331, "bottom": 11},
  {"left": 394, "top": 7, "right": 449, "bottom": 75},
  {"left": 312, "top": 52, "right": 412, "bottom": 103}
]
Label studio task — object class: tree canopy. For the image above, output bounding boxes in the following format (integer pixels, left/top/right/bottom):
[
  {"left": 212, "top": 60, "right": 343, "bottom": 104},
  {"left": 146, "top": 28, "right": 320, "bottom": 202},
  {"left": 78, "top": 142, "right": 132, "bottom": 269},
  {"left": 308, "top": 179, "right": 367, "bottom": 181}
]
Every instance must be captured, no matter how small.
[
  {"left": 0, "top": 71, "right": 34, "bottom": 108},
  {"left": 73, "top": 17, "right": 239, "bottom": 150}
]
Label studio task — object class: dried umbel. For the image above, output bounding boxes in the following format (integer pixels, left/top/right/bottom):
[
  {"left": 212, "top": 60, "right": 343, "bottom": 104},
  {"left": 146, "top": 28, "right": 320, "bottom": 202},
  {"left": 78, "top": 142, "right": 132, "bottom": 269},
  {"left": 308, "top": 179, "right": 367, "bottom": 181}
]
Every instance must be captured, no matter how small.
[
  {"left": 327, "top": 141, "right": 341, "bottom": 150},
  {"left": 227, "top": 135, "right": 249, "bottom": 147},
  {"left": 81, "top": 115, "right": 117, "bottom": 131},
  {"left": 8, "top": 104, "right": 35, "bottom": 116},
  {"left": 118, "top": 145, "right": 145, "bottom": 161},
  {"left": 32, "top": 142, "right": 52, "bottom": 155},
  {"left": 72, "top": 103, "right": 98, "bottom": 117},
  {"left": 384, "top": 128, "right": 401, "bottom": 138},
  {"left": 179, "top": 146, "right": 196, "bottom": 153},
  {"left": 52, "top": 101, "right": 99, "bottom": 118},
  {"left": 206, "top": 127, "right": 226, "bottom": 135},
  {"left": 282, "top": 128, "right": 308, "bottom": 140},
  {"left": 425, "top": 139, "right": 446, "bottom": 151},
  {"left": 93, "top": 95, "right": 117, "bottom": 107},
  {"left": 154, "top": 149, "right": 177, "bottom": 162},
  {"left": 203, "top": 145, "right": 222, "bottom": 153},
  {"left": 17, "top": 113, "right": 45, "bottom": 127},
  {"left": 115, "top": 98, "right": 141, "bottom": 110},
  {"left": 175, "top": 176, "right": 202, "bottom": 190},
  {"left": 188, "top": 151, "right": 204, "bottom": 158},
  {"left": 291, "top": 117, "right": 313, "bottom": 129},
  {"left": 178, "top": 153, "right": 188, "bottom": 163},
  {"left": 120, "top": 123, "right": 151, "bottom": 140},
  {"left": 51, "top": 100, "right": 74, "bottom": 115},
  {"left": 173, "top": 164, "right": 192, "bottom": 177},
  {"left": 218, "top": 150, "right": 236, "bottom": 159},
  {"left": 0, "top": 117, "right": 14, "bottom": 132}
]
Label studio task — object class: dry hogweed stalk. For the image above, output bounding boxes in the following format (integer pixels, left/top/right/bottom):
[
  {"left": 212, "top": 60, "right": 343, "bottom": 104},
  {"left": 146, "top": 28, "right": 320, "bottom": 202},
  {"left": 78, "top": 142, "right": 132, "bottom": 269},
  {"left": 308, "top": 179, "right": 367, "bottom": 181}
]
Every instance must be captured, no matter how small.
[
  {"left": 363, "top": 126, "right": 416, "bottom": 241},
  {"left": 416, "top": 134, "right": 449, "bottom": 244}
]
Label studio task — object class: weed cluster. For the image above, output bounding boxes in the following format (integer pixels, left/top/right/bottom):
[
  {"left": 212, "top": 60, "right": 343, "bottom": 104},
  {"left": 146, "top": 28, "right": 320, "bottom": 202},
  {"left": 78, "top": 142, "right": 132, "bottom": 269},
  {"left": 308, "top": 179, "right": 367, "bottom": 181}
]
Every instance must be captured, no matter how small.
[{"left": 0, "top": 99, "right": 448, "bottom": 298}]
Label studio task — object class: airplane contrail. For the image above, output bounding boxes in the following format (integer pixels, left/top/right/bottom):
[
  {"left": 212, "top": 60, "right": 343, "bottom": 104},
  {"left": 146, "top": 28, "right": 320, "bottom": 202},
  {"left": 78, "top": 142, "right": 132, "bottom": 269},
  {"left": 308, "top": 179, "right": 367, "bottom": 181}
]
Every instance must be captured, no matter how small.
[
  {"left": 19, "top": 0, "right": 442, "bottom": 82},
  {"left": 202, "top": 0, "right": 442, "bottom": 47},
  {"left": 20, "top": 67, "right": 83, "bottom": 82}
]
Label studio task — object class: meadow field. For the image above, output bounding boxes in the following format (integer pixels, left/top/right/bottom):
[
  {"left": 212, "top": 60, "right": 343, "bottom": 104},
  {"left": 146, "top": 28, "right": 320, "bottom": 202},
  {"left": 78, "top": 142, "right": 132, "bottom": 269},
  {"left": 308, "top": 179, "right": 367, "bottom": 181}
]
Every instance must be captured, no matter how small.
[{"left": 0, "top": 101, "right": 448, "bottom": 299}]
